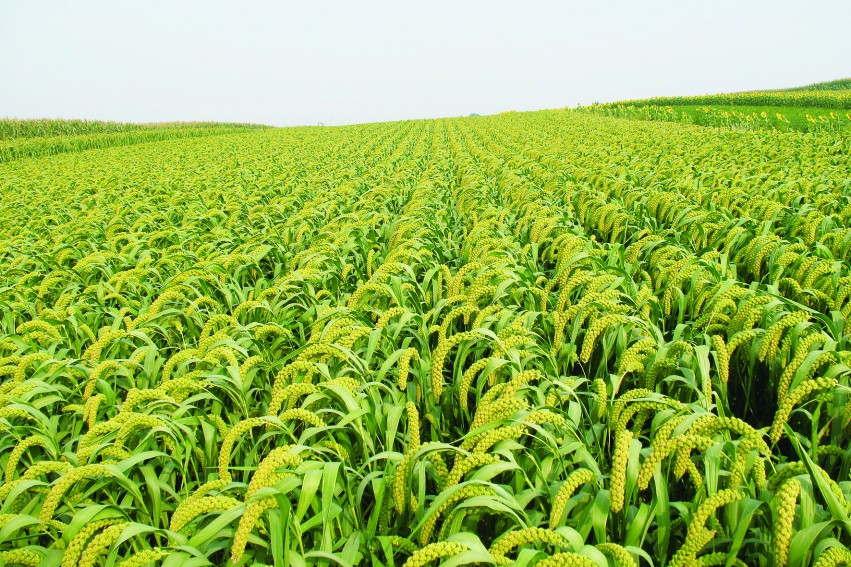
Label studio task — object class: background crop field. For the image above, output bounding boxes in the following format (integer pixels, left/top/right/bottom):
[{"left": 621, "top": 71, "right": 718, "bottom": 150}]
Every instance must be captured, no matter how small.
[
  {"left": 581, "top": 83, "right": 851, "bottom": 134},
  {"left": 0, "top": 82, "right": 850, "bottom": 566}
]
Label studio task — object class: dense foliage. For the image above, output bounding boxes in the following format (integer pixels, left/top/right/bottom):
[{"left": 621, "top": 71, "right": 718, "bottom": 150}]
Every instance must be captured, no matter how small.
[
  {"left": 578, "top": 104, "right": 851, "bottom": 133},
  {"left": 0, "top": 111, "right": 849, "bottom": 566},
  {"left": 0, "top": 120, "right": 267, "bottom": 163},
  {"left": 605, "top": 88, "right": 851, "bottom": 109},
  {"left": 581, "top": 82, "right": 851, "bottom": 132},
  {"left": 782, "top": 79, "right": 851, "bottom": 92},
  {"left": 0, "top": 119, "right": 266, "bottom": 141}
]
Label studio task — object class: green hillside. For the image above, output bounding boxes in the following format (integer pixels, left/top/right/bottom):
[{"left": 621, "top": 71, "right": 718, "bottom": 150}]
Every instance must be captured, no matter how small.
[
  {"left": 583, "top": 79, "right": 851, "bottom": 131},
  {"left": 779, "top": 78, "right": 851, "bottom": 91}
]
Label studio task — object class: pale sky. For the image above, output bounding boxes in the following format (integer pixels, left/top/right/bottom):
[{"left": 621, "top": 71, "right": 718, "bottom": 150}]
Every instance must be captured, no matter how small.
[{"left": 1, "top": 1, "right": 849, "bottom": 126}]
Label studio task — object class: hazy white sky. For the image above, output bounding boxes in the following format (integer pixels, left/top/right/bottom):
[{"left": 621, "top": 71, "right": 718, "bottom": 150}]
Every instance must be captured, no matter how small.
[{"left": 1, "top": 1, "right": 849, "bottom": 126}]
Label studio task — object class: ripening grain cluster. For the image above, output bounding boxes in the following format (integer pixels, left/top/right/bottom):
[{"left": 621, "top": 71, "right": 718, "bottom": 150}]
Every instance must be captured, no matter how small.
[{"left": 0, "top": 106, "right": 848, "bottom": 566}]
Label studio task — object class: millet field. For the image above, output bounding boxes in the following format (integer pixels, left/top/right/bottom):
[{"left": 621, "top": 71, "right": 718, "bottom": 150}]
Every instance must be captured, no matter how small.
[{"left": 0, "top": 85, "right": 850, "bottom": 566}]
